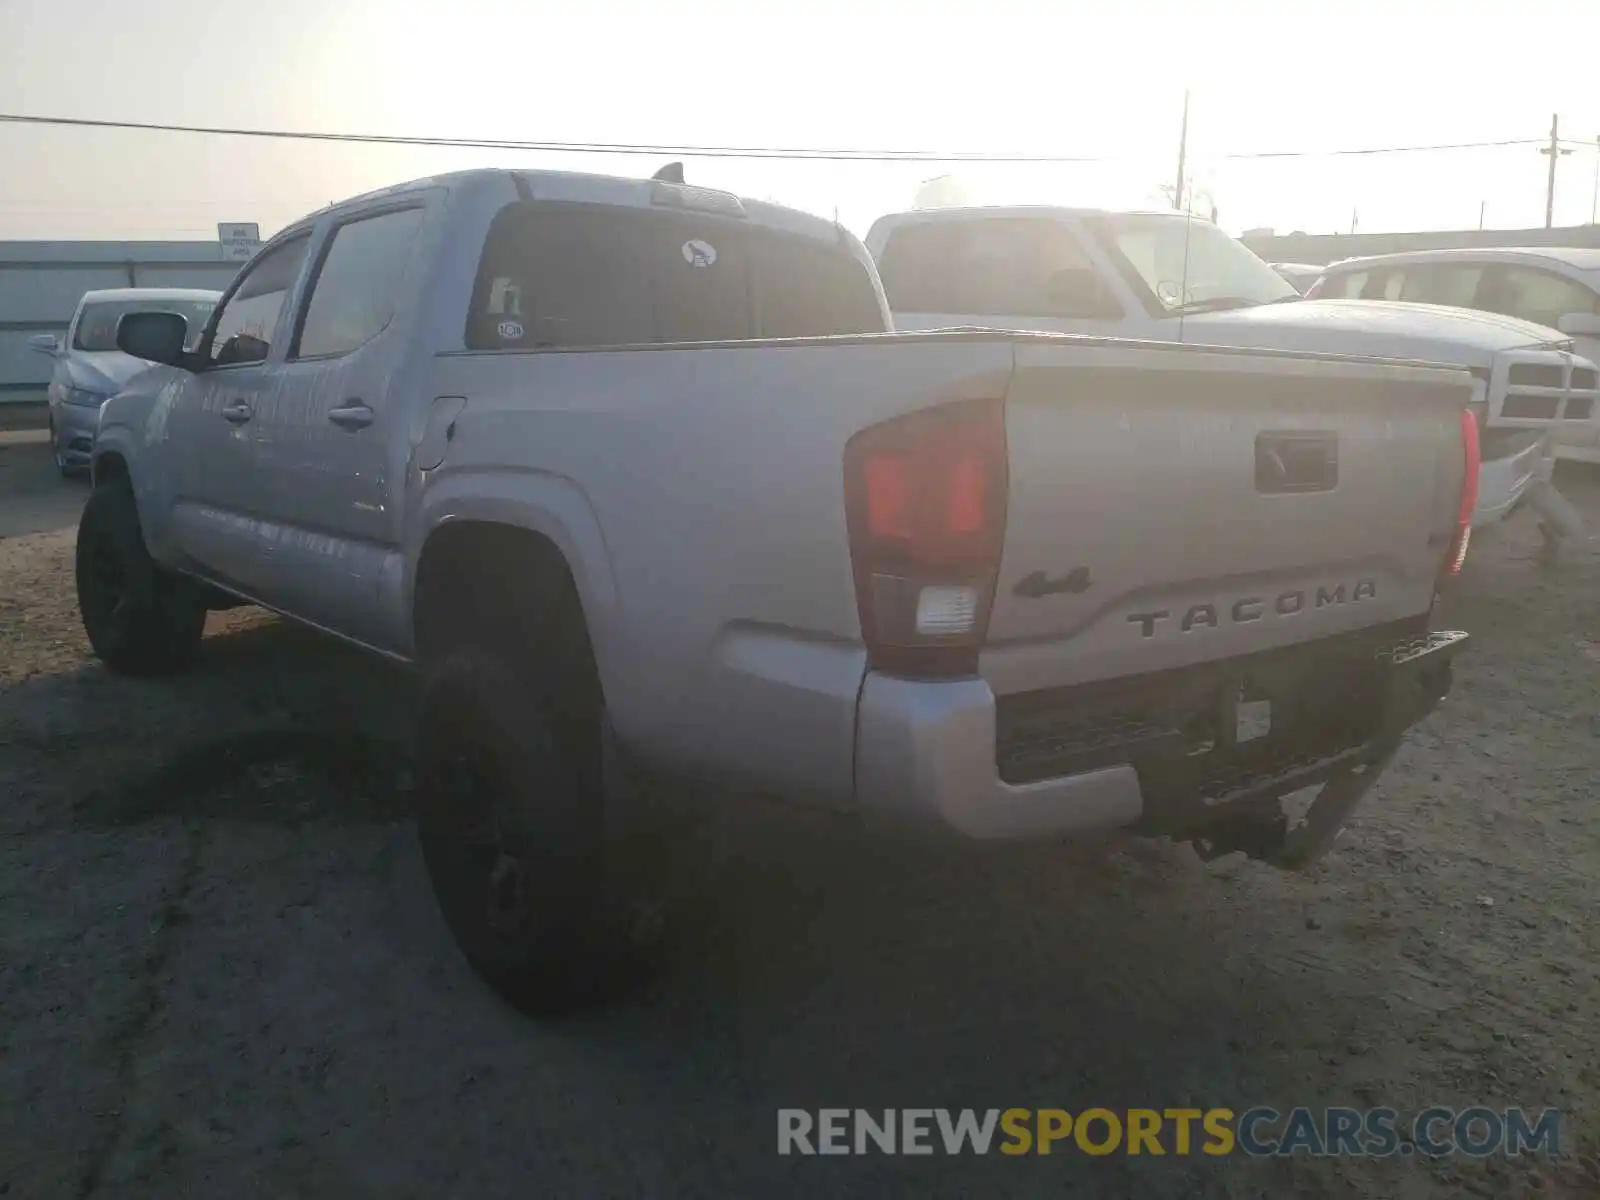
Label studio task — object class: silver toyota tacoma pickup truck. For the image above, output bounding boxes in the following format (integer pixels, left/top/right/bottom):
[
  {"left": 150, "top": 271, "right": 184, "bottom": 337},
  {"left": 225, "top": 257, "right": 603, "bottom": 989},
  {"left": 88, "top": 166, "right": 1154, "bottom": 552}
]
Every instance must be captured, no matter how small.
[{"left": 80, "top": 167, "right": 1473, "bottom": 1012}]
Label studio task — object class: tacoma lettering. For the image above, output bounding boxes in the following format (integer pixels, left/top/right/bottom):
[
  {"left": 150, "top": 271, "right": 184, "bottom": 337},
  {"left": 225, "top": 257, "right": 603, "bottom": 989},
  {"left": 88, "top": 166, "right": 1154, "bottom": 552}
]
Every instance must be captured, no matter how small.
[
  {"left": 1232, "top": 598, "right": 1264, "bottom": 623},
  {"left": 1127, "top": 580, "right": 1378, "bottom": 638}
]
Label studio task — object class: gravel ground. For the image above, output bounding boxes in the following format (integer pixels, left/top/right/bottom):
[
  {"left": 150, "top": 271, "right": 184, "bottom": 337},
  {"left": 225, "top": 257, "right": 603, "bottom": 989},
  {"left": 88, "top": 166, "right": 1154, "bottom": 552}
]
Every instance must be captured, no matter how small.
[{"left": 2, "top": 438, "right": 1598, "bottom": 1199}]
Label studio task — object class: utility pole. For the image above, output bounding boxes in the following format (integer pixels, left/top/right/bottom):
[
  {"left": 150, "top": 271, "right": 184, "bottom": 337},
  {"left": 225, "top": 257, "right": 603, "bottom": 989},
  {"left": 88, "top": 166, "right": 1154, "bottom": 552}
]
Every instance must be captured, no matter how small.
[
  {"left": 1350, "top": 209, "right": 1358, "bottom": 235},
  {"left": 1173, "top": 88, "right": 1190, "bottom": 212},
  {"left": 1479, "top": 200, "right": 1486, "bottom": 231},
  {"left": 1591, "top": 134, "right": 1599, "bottom": 224},
  {"left": 1540, "top": 113, "right": 1572, "bottom": 228}
]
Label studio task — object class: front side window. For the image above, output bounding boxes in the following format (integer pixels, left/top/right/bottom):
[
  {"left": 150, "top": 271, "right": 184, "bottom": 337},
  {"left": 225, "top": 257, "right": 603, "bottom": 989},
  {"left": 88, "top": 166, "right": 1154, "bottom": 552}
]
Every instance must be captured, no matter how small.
[
  {"left": 295, "top": 207, "right": 426, "bottom": 359},
  {"left": 207, "top": 234, "right": 311, "bottom": 366},
  {"left": 1479, "top": 266, "right": 1600, "bottom": 329},
  {"left": 1090, "top": 214, "right": 1298, "bottom": 312},
  {"left": 73, "top": 299, "right": 216, "bottom": 353}
]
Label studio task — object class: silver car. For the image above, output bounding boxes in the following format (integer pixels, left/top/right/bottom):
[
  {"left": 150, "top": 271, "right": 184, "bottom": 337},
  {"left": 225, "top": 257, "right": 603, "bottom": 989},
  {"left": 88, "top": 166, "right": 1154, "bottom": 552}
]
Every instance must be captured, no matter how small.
[{"left": 31, "top": 287, "right": 219, "bottom": 475}]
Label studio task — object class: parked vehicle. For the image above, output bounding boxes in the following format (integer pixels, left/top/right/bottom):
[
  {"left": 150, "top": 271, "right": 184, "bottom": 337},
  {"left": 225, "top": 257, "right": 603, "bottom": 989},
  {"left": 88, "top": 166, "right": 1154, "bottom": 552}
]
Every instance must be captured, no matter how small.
[
  {"left": 1269, "top": 262, "right": 1323, "bottom": 293},
  {"left": 1308, "top": 247, "right": 1600, "bottom": 464},
  {"left": 30, "top": 288, "right": 220, "bottom": 475},
  {"left": 864, "top": 207, "right": 1596, "bottom": 551},
  {"left": 81, "top": 169, "right": 1472, "bottom": 1012}
]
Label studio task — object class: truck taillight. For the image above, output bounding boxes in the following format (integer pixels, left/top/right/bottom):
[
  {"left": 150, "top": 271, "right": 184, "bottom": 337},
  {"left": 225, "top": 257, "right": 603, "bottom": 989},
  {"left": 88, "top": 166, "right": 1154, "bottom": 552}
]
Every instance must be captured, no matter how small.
[
  {"left": 844, "top": 397, "right": 1008, "bottom": 677},
  {"left": 1443, "top": 406, "right": 1481, "bottom": 580}
]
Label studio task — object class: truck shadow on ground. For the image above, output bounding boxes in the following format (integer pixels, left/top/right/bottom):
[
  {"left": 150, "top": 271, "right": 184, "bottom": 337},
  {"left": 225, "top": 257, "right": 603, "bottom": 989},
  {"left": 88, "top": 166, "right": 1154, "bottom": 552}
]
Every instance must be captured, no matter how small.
[
  {"left": 73, "top": 726, "right": 411, "bottom": 826},
  {"left": 52, "top": 612, "right": 1271, "bottom": 1006},
  {"left": 41, "top": 619, "right": 416, "bottom": 829},
  {"left": 64, "top": 623, "right": 1310, "bottom": 982}
]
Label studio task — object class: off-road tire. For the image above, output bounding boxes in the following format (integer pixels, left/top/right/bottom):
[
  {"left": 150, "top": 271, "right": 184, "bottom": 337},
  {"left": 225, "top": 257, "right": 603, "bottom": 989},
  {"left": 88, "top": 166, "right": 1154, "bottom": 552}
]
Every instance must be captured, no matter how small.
[
  {"left": 75, "top": 476, "right": 206, "bottom": 676},
  {"left": 415, "top": 625, "right": 675, "bottom": 1015}
]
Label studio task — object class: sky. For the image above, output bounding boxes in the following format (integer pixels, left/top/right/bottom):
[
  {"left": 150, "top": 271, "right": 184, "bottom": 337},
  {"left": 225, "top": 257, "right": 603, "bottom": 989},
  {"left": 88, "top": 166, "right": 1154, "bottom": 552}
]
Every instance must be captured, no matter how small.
[{"left": 2, "top": 0, "right": 1600, "bottom": 243}]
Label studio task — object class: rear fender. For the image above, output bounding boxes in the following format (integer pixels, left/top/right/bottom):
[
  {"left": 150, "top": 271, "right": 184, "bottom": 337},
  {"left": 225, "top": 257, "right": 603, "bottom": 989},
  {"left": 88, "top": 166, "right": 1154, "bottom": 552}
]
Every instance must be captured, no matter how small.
[{"left": 407, "top": 468, "right": 629, "bottom": 716}]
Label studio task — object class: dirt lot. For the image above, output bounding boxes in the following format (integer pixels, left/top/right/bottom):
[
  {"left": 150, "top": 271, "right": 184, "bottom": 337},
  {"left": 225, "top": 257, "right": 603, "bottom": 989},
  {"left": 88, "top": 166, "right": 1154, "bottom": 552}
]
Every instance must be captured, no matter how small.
[
  {"left": 2, "top": 436, "right": 1598, "bottom": 1199},
  {"left": 0, "top": 430, "right": 85, "bottom": 540}
]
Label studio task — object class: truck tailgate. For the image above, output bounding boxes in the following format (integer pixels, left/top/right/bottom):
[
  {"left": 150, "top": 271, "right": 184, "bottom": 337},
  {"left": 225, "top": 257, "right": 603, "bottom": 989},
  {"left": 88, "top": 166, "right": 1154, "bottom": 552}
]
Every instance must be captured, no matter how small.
[{"left": 981, "top": 341, "right": 1472, "bottom": 697}]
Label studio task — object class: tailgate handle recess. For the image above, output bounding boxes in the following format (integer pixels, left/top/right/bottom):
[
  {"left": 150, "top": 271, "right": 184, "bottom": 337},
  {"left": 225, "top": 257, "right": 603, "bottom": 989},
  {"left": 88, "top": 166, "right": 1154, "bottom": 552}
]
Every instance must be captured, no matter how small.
[{"left": 1256, "top": 431, "right": 1338, "bottom": 494}]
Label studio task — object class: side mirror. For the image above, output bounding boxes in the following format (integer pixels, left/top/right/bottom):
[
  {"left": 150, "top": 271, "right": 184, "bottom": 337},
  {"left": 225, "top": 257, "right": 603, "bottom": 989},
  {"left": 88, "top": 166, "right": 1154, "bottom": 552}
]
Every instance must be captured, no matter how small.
[
  {"left": 1555, "top": 311, "right": 1600, "bottom": 338},
  {"left": 1045, "top": 268, "right": 1116, "bottom": 317},
  {"left": 116, "top": 310, "right": 190, "bottom": 368},
  {"left": 28, "top": 333, "right": 59, "bottom": 356}
]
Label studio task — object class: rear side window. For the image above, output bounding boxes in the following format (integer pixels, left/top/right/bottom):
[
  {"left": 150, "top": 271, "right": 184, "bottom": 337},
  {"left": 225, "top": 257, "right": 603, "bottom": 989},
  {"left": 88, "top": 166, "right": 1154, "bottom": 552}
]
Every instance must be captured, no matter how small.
[
  {"left": 1397, "top": 263, "right": 1485, "bottom": 308},
  {"left": 466, "top": 202, "right": 885, "bottom": 350},
  {"left": 1316, "top": 270, "right": 1367, "bottom": 299},
  {"left": 295, "top": 206, "right": 426, "bottom": 359},
  {"left": 1319, "top": 269, "right": 1405, "bottom": 301}
]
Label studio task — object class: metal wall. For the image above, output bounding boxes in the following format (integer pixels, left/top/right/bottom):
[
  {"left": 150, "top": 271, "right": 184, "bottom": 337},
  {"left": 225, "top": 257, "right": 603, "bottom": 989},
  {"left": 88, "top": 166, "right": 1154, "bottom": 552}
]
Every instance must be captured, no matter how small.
[
  {"left": 1242, "top": 224, "right": 1600, "bottom": 268},
  {"left": 0, "top": 241, "right": 243, "bottom": 402}
]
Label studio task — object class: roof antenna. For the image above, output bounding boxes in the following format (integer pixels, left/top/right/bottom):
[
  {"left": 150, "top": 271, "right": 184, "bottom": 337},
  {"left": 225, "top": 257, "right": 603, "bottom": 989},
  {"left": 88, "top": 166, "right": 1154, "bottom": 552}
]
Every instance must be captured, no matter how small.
[{"left": 652, "top": 161, "right": 685, "bottom": 184}]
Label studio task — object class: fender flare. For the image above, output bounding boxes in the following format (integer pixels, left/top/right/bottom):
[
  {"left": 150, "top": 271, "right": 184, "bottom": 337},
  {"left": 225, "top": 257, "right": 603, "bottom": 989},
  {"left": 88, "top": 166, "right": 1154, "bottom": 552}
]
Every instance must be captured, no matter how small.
[
  {"left": 88, "top": 423, "right": 140, "bottom": 488},
  {"left": 406, "top": 467, "right": 627, "bottom": 692}
]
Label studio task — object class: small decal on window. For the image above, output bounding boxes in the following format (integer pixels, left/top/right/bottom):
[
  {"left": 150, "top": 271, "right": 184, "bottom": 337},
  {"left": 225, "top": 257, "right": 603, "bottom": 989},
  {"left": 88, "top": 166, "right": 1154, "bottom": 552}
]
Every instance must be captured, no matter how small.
[
  {"left": 682, "top": 239, "right": 717, "bottom": 268},
  {"left": 497, "top": 319, "right": 524, "bottom": 340}
]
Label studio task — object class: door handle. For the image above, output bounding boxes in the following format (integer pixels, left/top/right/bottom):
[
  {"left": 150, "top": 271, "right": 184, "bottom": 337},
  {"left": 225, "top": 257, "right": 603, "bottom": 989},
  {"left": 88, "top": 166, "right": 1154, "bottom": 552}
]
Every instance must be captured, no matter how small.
[
  {"left": 220, "top": 402, "right": 253, "bottom": 424},
  {"left": 328, "top": 402, "right": 374, "bottom": 430}
]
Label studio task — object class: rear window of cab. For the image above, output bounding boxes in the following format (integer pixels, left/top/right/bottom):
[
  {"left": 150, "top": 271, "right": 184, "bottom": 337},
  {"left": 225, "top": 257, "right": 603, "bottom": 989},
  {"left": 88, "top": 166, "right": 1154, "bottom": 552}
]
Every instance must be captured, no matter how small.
[{"left": 466, "top": 202, "right": 887, "bottom": 350}]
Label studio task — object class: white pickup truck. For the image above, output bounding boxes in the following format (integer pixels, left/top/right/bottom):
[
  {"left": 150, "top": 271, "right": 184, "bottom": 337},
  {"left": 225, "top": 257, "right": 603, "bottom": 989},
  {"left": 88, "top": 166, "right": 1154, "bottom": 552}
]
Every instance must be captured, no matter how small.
[
  {"left": 82, "top": 168, "right": 1472, "bottom": 1012},
  {"left": 866, "top": 206, "right": 1596, "bottom": 552}
]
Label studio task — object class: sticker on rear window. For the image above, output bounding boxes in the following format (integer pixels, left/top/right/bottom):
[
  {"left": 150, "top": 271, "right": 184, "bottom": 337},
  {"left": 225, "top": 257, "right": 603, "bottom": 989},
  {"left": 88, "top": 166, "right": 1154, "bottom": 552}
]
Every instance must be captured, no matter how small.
[
  {"left": 497, "top": 319, "right": 524, "bottom": 340},
  {"left": 682, "top": 239, "right": 717, "bottom": 268}
]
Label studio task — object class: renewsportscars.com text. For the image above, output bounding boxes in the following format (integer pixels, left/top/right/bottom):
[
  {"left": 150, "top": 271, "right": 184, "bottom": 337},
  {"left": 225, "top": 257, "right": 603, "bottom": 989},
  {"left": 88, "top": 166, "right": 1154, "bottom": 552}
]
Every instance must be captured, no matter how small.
[{"left": 777, "top": 1107, "right": 1562, "bottom": 1158}]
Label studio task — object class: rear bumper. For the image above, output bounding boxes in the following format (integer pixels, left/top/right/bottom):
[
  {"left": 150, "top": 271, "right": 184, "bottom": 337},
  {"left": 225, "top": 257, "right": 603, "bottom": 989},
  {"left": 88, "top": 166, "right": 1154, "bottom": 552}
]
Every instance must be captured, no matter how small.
[
  {"left": 854, "top": 627, "right": 1467, "bottom": 841},
  {"left": 856, "top": 675, "right": 1145, "bottom": 839}
]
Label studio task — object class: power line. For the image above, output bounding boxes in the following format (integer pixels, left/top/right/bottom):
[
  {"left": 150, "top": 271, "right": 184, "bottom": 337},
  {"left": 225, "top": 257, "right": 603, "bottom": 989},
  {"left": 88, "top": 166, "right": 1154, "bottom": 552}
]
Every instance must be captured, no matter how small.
[
  {"left": 1220, "top": 138, "right": 1543, "bottom": 160},
  {"left": 0, "top": 112, "right": 1549, "bottom": 164}
]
